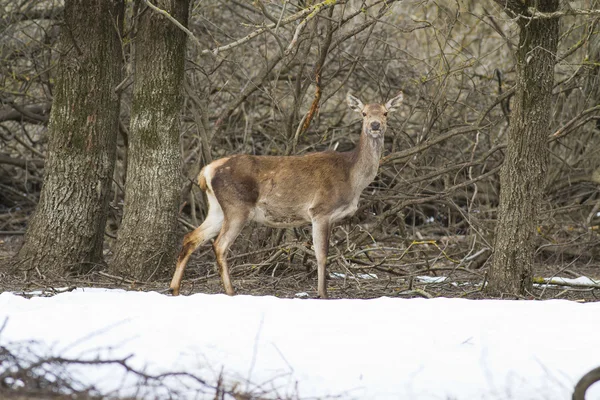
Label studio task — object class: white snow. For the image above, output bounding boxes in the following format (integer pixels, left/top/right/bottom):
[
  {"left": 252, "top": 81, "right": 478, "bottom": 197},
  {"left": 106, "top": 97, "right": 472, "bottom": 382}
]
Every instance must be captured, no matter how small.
[{"left": 1, "top": 287, "right": 600, "bottom": 399}]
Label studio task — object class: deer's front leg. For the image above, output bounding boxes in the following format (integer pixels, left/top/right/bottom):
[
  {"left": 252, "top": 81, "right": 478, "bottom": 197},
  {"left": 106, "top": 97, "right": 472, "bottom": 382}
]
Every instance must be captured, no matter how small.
[{"left": 312, "top": 218, "right": 331, "bottom": 299}]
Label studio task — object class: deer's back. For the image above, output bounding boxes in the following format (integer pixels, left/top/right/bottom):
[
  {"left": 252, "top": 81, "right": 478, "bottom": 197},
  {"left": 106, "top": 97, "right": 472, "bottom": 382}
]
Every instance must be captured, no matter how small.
[{"left": 204, "top": 152, "right": 356, "bottom": 227}]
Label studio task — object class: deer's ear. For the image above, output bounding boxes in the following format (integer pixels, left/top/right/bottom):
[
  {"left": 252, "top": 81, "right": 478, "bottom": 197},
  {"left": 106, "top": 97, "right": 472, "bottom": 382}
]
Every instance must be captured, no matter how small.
[
  {"left": 346, "top": 93, "right": 364, "bottom": 113},
  {"left": 385, "top": 92, "right": 404, "bottom": 113}
]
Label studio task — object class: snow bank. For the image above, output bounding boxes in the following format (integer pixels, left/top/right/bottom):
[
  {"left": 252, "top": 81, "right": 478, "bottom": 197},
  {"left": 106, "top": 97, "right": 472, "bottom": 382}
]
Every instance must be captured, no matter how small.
[{"left": 1, "top": 288, "right": 599, "bottom": 399}]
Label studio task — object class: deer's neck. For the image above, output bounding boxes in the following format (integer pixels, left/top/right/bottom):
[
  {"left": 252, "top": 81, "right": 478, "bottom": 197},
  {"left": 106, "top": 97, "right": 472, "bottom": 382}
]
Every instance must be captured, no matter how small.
[{"left": 349, "top": 129, "right": 384, "bottom": 191}]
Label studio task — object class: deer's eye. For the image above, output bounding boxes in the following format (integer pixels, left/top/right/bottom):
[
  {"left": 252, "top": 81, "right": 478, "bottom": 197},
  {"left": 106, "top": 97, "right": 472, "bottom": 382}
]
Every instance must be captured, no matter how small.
[
  {"left": 383, "top": 112, "right": 388, "bottom": 117},
  {"left": 362, "top": 112, "right": 367, "bottom": 117}
]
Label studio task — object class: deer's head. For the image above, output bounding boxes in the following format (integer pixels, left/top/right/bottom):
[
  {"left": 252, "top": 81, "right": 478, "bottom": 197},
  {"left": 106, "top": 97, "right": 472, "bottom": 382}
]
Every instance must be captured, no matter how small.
[{"left": 347, "top": 92, "right": 403, "bottom": 138}]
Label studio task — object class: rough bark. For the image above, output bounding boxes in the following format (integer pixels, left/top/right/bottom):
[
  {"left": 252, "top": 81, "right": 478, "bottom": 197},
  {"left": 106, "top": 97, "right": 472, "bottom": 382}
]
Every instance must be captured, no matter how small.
[
  {"left": 5, "top": 0, "right": 124, "bottom": 277},
  {"left": 110, "top": 0, "right": 189, "bottom": 280},
  {"left": 487, "top": 1, "right": 559, "bottom": 296}
]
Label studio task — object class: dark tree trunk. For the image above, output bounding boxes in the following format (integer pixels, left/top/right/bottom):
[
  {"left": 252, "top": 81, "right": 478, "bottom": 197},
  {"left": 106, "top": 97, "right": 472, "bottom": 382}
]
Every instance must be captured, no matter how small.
[
  {"left": 110, "top": 0, "right": 190, "bottom": 280},
  {"left": 487, "top": 1, "right": 559, "bottom": 296},
  {"left": 6, "top": 0, "right": 124, "bottom": 277}
]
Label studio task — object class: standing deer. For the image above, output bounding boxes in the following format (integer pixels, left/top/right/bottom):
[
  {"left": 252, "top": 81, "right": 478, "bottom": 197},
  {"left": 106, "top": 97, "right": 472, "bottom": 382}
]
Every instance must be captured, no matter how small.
[{"left": 169, "top": 92, "right": 403, "bottom": 298}]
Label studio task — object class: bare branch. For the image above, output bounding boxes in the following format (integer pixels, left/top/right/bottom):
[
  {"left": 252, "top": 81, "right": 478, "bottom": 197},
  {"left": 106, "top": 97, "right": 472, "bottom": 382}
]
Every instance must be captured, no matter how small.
[
  {"left": 204, "top": 0, "right": 342, "bottom": 55},
  {"left": 142, "top": 0, "right": 202, "bottom": 50},
  {"left": 526, "top": 7, "right": 600, "bottom": 19}
]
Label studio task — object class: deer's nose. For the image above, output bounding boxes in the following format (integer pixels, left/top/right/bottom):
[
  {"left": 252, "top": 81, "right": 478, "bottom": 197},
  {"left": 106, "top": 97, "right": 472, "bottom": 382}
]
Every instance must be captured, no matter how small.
[{"left": 371, "top": 121, "right": 381, "bottom": 131}]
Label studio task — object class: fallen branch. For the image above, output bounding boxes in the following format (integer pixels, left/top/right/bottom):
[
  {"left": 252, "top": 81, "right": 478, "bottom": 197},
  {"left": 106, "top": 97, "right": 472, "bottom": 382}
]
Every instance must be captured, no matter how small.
[
  {"left": 573, "top": 366, "right": 600, "bottom": 400},
  {"left": 533, "top": 276, "right": 600, "bottom": 289}
]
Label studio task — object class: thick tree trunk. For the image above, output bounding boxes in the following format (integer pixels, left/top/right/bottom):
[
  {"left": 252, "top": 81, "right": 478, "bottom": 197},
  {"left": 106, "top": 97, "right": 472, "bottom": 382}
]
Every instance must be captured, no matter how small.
[
  {"left": 6, "top": 0, "right": 124, "bottom": 277},
  {"left": 487, "top": 1, "right": 559, "bottom": 296},
  {"left": 110, "top": 0, "right": 189, "bottom": 280}
]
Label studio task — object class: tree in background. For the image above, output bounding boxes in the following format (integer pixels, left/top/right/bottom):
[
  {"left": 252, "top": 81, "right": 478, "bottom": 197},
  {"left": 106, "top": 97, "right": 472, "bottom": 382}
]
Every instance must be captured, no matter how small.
[
  {"left": 110, "top": 0, "right": 190, "bottom": 280},
  {"left": 5, "top": 0, "right": 124, "bottom": 277},
  {"left": 486, "top": 0, "right": 560, "bottom": 296},
  {"left": 2, "top": 1, "right": 600, "bottom": 299}
]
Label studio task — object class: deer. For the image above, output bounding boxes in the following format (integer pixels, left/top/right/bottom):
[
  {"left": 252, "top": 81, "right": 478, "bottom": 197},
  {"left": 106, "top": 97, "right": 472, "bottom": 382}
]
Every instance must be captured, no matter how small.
[{"left": 169, "top": 92, "right": 404, "bottom": 298}]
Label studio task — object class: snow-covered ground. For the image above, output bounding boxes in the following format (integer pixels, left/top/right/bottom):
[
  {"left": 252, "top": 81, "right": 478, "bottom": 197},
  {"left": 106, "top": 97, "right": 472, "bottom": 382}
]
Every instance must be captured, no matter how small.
[{"left": 1, "top": 285, "right": 600, "bottom": 399}]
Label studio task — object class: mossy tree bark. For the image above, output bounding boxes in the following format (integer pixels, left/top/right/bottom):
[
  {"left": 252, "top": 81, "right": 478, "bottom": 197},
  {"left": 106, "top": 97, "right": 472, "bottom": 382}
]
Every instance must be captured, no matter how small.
[
  {"left": 6, "top": 0, "right": 124, "bottom": 277},
  {"left": 487, "top": 0, "right": 559, "bottom": 296},
  {"left": 110, "top": 0, "right": 190, "bottom": 280}
]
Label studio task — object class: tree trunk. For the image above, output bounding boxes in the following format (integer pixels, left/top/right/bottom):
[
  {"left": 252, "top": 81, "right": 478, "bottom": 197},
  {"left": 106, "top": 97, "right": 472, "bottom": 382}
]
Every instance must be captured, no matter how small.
[
  {"left": 110, "top": 0, "right": 190, "bottom": 280},
  {"left": 487, "top": 1, "right": 559, "bottom": 296},
  {"left": 6, "top": 0, "right": 124, "bottom": 277}
]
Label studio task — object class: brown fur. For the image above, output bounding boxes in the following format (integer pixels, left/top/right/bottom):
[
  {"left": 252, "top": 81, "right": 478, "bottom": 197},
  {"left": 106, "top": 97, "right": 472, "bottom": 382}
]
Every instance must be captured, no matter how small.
[
  {"left": 169, "top": 92, "right": 404, "bottom": 298},
  {"left": 198, "top": 169, "right": 208, "bottom": 192}
]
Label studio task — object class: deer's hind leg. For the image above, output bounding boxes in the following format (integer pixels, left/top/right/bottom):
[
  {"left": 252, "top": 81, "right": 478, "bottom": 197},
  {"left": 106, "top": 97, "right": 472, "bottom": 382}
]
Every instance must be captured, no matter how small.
[
  {"left": 169, "top": 191, "right": 223, "bottom": 296},
  {"left": 213, "top": 212, "right": 248, "bottom": 296}
]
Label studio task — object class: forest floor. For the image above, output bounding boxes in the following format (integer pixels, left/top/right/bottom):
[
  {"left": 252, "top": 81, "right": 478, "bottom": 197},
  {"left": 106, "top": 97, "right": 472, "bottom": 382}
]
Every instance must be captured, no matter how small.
[{"left": 1, "top": 233, "right": 599, "bottom": 303}]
